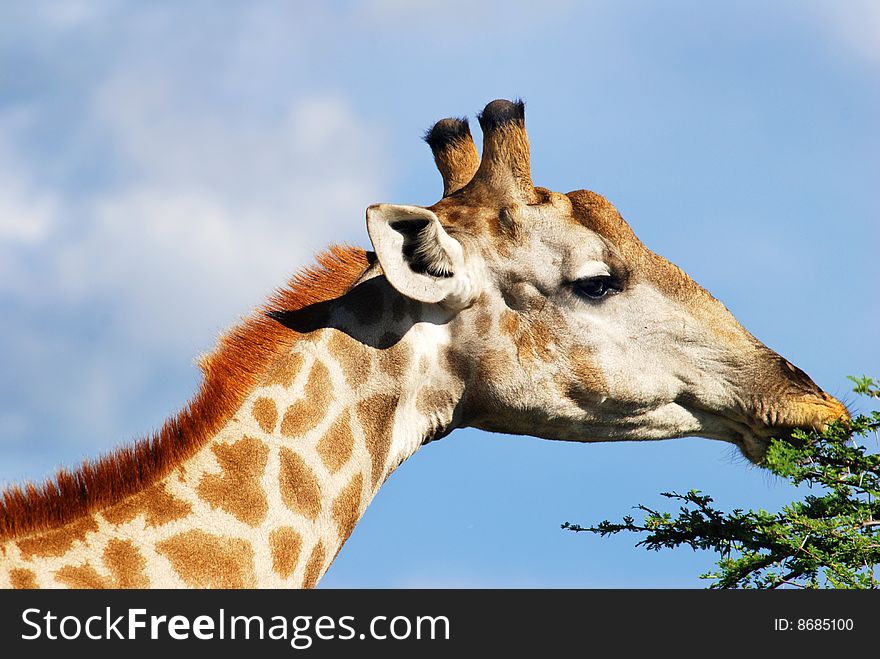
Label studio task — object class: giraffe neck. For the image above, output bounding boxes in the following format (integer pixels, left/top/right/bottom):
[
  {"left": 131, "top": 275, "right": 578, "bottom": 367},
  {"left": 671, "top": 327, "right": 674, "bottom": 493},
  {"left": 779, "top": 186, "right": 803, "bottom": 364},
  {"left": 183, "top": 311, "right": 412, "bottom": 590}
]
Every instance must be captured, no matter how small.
[{"left": 0, "top": 272, "right": 464, "bottom": 588}]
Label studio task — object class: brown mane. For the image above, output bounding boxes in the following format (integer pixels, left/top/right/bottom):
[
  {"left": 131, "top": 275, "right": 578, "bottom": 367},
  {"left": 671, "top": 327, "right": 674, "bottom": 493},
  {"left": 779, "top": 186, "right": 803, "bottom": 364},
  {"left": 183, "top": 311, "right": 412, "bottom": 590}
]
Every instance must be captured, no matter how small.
[{"left": 0, "top": 245, "right": 370, "bottom": 541}]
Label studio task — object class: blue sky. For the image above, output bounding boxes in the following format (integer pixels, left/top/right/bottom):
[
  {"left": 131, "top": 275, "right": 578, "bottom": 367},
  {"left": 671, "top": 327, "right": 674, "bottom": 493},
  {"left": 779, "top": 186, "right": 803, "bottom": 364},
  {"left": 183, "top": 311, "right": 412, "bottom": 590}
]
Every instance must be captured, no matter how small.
[{"left": 0, "top": 1, "right": 877, "bottom": 587}]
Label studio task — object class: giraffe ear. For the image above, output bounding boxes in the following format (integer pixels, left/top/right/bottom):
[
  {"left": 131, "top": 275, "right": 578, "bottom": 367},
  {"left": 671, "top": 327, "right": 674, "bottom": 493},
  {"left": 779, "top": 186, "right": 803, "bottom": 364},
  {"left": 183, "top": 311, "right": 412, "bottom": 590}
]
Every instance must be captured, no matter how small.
[{"left": 366, "top": 204, "right": 480, "bottom": 309}]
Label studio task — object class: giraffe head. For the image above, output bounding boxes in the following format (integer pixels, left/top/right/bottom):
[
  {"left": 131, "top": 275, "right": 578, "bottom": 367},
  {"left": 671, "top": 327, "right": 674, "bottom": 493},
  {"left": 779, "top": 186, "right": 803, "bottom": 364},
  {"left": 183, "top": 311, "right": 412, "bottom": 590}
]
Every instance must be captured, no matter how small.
[{"left": 366, "top": 99, "right": 848, "bottom": 463}]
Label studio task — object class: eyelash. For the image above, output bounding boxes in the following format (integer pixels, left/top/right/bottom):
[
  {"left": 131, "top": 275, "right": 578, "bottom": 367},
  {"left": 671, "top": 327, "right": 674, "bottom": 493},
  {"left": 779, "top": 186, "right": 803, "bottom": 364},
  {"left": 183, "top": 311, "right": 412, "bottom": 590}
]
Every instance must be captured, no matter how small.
[{"left": 572, "top": 275, "right": 620, "bottom": 300}]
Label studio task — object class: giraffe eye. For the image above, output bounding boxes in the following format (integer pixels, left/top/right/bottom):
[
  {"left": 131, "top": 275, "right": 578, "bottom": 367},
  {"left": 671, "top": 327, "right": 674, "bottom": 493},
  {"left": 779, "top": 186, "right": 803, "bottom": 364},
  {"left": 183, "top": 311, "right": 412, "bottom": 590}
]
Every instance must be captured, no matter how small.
[{"left": 573, "top": 275, "right": 618, "bottom": 300}]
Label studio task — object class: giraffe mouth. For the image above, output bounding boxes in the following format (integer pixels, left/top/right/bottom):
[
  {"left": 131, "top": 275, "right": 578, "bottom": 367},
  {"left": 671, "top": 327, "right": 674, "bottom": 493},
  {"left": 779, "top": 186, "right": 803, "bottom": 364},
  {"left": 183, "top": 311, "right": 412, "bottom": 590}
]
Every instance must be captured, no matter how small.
[
  {"left": 676, "top": 400, "right": 779, "bottom": 464},
  {"left": 698, "top": 411, "right": 825, "bottom": 465},
  {"left": 674, "top": 389, "right": 851, "bottom": 465},
  {"left": 719, "top": 394, "right": 849, "bottom": 465}
]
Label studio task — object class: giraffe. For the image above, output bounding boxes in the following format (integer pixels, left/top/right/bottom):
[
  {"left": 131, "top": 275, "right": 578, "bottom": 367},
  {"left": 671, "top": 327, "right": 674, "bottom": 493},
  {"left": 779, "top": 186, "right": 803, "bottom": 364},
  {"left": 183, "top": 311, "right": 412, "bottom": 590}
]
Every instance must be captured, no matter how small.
[{"left": 0, "top": 99, "right": 848, "bottom": 589}]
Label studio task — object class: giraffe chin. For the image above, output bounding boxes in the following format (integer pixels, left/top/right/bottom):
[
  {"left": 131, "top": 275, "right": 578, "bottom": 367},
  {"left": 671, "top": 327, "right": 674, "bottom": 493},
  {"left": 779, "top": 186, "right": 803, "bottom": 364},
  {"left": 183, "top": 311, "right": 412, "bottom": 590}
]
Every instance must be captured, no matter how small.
[
  {"left": 737, "top": 433, "right": 772, "bottom": 465},
  {"left": 734, "top": 422, "right": 831, "bottom": 465}
]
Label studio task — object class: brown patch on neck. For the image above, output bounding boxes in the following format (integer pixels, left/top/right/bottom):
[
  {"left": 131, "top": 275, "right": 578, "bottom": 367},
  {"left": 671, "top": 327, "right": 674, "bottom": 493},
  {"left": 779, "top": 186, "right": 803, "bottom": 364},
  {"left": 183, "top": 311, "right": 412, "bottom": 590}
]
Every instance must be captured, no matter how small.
[
  {"left": 55, "top": 539, "right": 148, "bottom": 588},
  {"left": 417, "top": 388, "right": 453, "bottom": 417},
  {"left": 0, "top": 246, "right": 369, "bottom": 541},
  {"left": 317, "top": 411, "right": 355, "bottom": 473},
  {"left": 378, "top": 335, "right": 411, "bottom": 376},
  {"left": 475, "top": 309, "right": 492, "bottom": 336},
  {"left": 16, "top": 516, "right": 98, "bottom": 561},
  {"left": 9, "top": 568, "right": 37, "bottom": 589},
  {"left": 302, "top": 541, "right": 326, "bottom": 589},
  {"left": 197, "top": 436, "right": 270, "bottom": 527},
  {"left": 252, "top": 397, "right": 279, "bottom": 434},
  {"left": 261, "top": 352, "right": 304, "bottom": 389},
  {"left": 101, "top": 481, "right": 191, "bottom": 528},
  {"left": 280, "top": 360, "right": 334, "bottom": 437},
  {"left": 278, "top": 448, "right": 322, "bottom": 520},
  {"left": 55, "top": 564, "right": 108, "bottom": 589},
  {"left": 156, "top": 529, "right": 256, "bottom": 588},
  {"left": 327, "top": 330, "right": 372, "bottom": 389},
  {"left": 269, "top": 526, "right": 303, "bottom": 580},
  {"left": 356, "top": 395, "right": 398, "bottom": 489},
  {"left": 102, "top": 538, "right": 149, "bottom": 588},
  {"left": 331, "top": 473, "right": 364, "bottom": 545}
]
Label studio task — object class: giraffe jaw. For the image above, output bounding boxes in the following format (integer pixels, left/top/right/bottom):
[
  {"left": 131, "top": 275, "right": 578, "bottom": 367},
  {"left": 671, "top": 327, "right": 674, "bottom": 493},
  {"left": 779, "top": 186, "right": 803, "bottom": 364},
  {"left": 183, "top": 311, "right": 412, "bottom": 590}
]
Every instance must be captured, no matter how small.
[{"left": 560, "top": 401, "right": 784, "bottom": 464}]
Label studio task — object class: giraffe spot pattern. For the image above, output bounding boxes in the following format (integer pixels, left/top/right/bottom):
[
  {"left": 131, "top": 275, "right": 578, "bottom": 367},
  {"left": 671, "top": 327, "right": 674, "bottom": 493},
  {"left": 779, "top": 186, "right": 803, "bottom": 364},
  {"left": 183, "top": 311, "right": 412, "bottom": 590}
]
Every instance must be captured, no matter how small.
[
  {"left": 156, "top": 529, "right": 256, "bottom": 588},
  {"left": 102, "top": 538, "right": 149, "bottom": 588},
  {"left": 476, "top": 349, "right": 514, "bottom": 384},
  {"left": 54, "top": 539, "right": 149, "bottom": 588},
  {"left": 55, "top": 563, "right": 107, "bottom": 589},
  {"left": 269, "top": 526, "right": 303, "bottom": 580},
  {"left": 378, "top": 335, "right": 411, "bottom": 376},
  {"left": 569, "top": 350, "right": 604, "bottom": 389},
  {"left": 280, "top": 360, "right": 333, "bottom": 437},
  {"left": 9, "top": 568, "right": 37, "bottom": 589},
  {"left": 356, "top": 394, "right": 397, "bottom": 489},
  {"left": 197, "top": 436, "right": 269, "bottom": 527},
  {"left": 252, "top": 397, "right": 278, "bottom": 433},
  {"left": 559, "top": 350, "right": 606, "bottom": 404},
  {"left": 102, "top": 481, "right": 192, "bottom": 528},
  {"left": 417, "top": 388, "right": 452, "bottom": 416},
  {"left": 16, "top": 516, "right": 98, "bottom": 561},
  {"left": 331, "top": 473, "right": 363, "bottom": 545},
  {"left": 327, "top": 330, "right": 371, "bottom": 389},
  {"left": 278, "top": 447, "right": 322, "bottom": 520},
  {"left": 475, "top": 310, "right": 492, "bottom": 335},
  {"left": 316, "top": 411, "right": 355, "bottom": 473},
  {"left": 443, "top": 348, "right": 472, "bottom": 382},
  {"left": 262, "top": 351, "right": 304, "bottom": 388},
  {"left": 517, "top": 319, "right": 555, "bottom": 362},
  {"left": 302, "top": 541, "right": 325, "bottom": 589},
  {"left": 499, "top": 310, "right": 519, "bottom": 337}
]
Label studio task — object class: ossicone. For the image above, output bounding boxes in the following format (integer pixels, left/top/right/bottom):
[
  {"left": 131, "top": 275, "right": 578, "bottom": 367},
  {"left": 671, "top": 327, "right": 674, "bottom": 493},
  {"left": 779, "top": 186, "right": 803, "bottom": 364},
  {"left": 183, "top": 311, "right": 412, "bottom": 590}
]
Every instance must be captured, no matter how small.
[
  {"left": 423, "top": 117, "right": 480, "bottom": 197},
  {"left": 469, "top": 98, "right": 537, "bottom": 204}
]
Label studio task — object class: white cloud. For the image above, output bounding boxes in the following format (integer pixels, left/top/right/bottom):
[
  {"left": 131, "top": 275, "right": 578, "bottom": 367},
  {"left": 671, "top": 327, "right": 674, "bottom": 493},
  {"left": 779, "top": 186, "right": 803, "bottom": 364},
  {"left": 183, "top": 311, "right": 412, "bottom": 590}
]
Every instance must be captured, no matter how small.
[
  {"left": 2, "top": 8, "right": 388, "bottom": 347},
  {"left": 0, "top": 116, "right": 62, "bottom": 297},
  {"left": 38, "top": 1, "right": 120, "bottom": 29},
  {"left": 2, "top": 90, "right": 384, "bottom": 348},
  {"left": 0, "top": 112, "right": 57, "bottom": 245},
  {"left": 0, "top": 3, "right": 390, "bottom": 480},
  {"left": 0, "top": 170, "right": 57, "bottom": 245},
  {"left": 57, "top": 86, "right": 385, "bottom": 349},
  {"left": 811, "top": 0, "right": 880, "bottom": 66}
]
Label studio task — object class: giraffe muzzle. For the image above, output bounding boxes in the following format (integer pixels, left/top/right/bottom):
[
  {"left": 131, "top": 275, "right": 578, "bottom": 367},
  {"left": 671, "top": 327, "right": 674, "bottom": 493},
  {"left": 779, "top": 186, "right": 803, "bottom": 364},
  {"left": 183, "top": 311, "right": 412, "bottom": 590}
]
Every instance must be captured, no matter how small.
[{"left": 737, "top": 391, "right": 850, "bottom": 463}]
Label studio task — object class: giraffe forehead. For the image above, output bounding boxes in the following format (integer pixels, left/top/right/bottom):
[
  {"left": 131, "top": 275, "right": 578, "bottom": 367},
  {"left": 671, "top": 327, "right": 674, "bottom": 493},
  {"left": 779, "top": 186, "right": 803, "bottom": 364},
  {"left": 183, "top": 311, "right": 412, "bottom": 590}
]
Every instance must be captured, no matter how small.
[
  {"left": 488, "top": 223, "right": 611, "bottom": 289},
  {"left": 435, "top": 193, "right": 610, "bottom": 280},
  {"left": 432, "top": 186, "right": 570, "bottom": 238}
]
